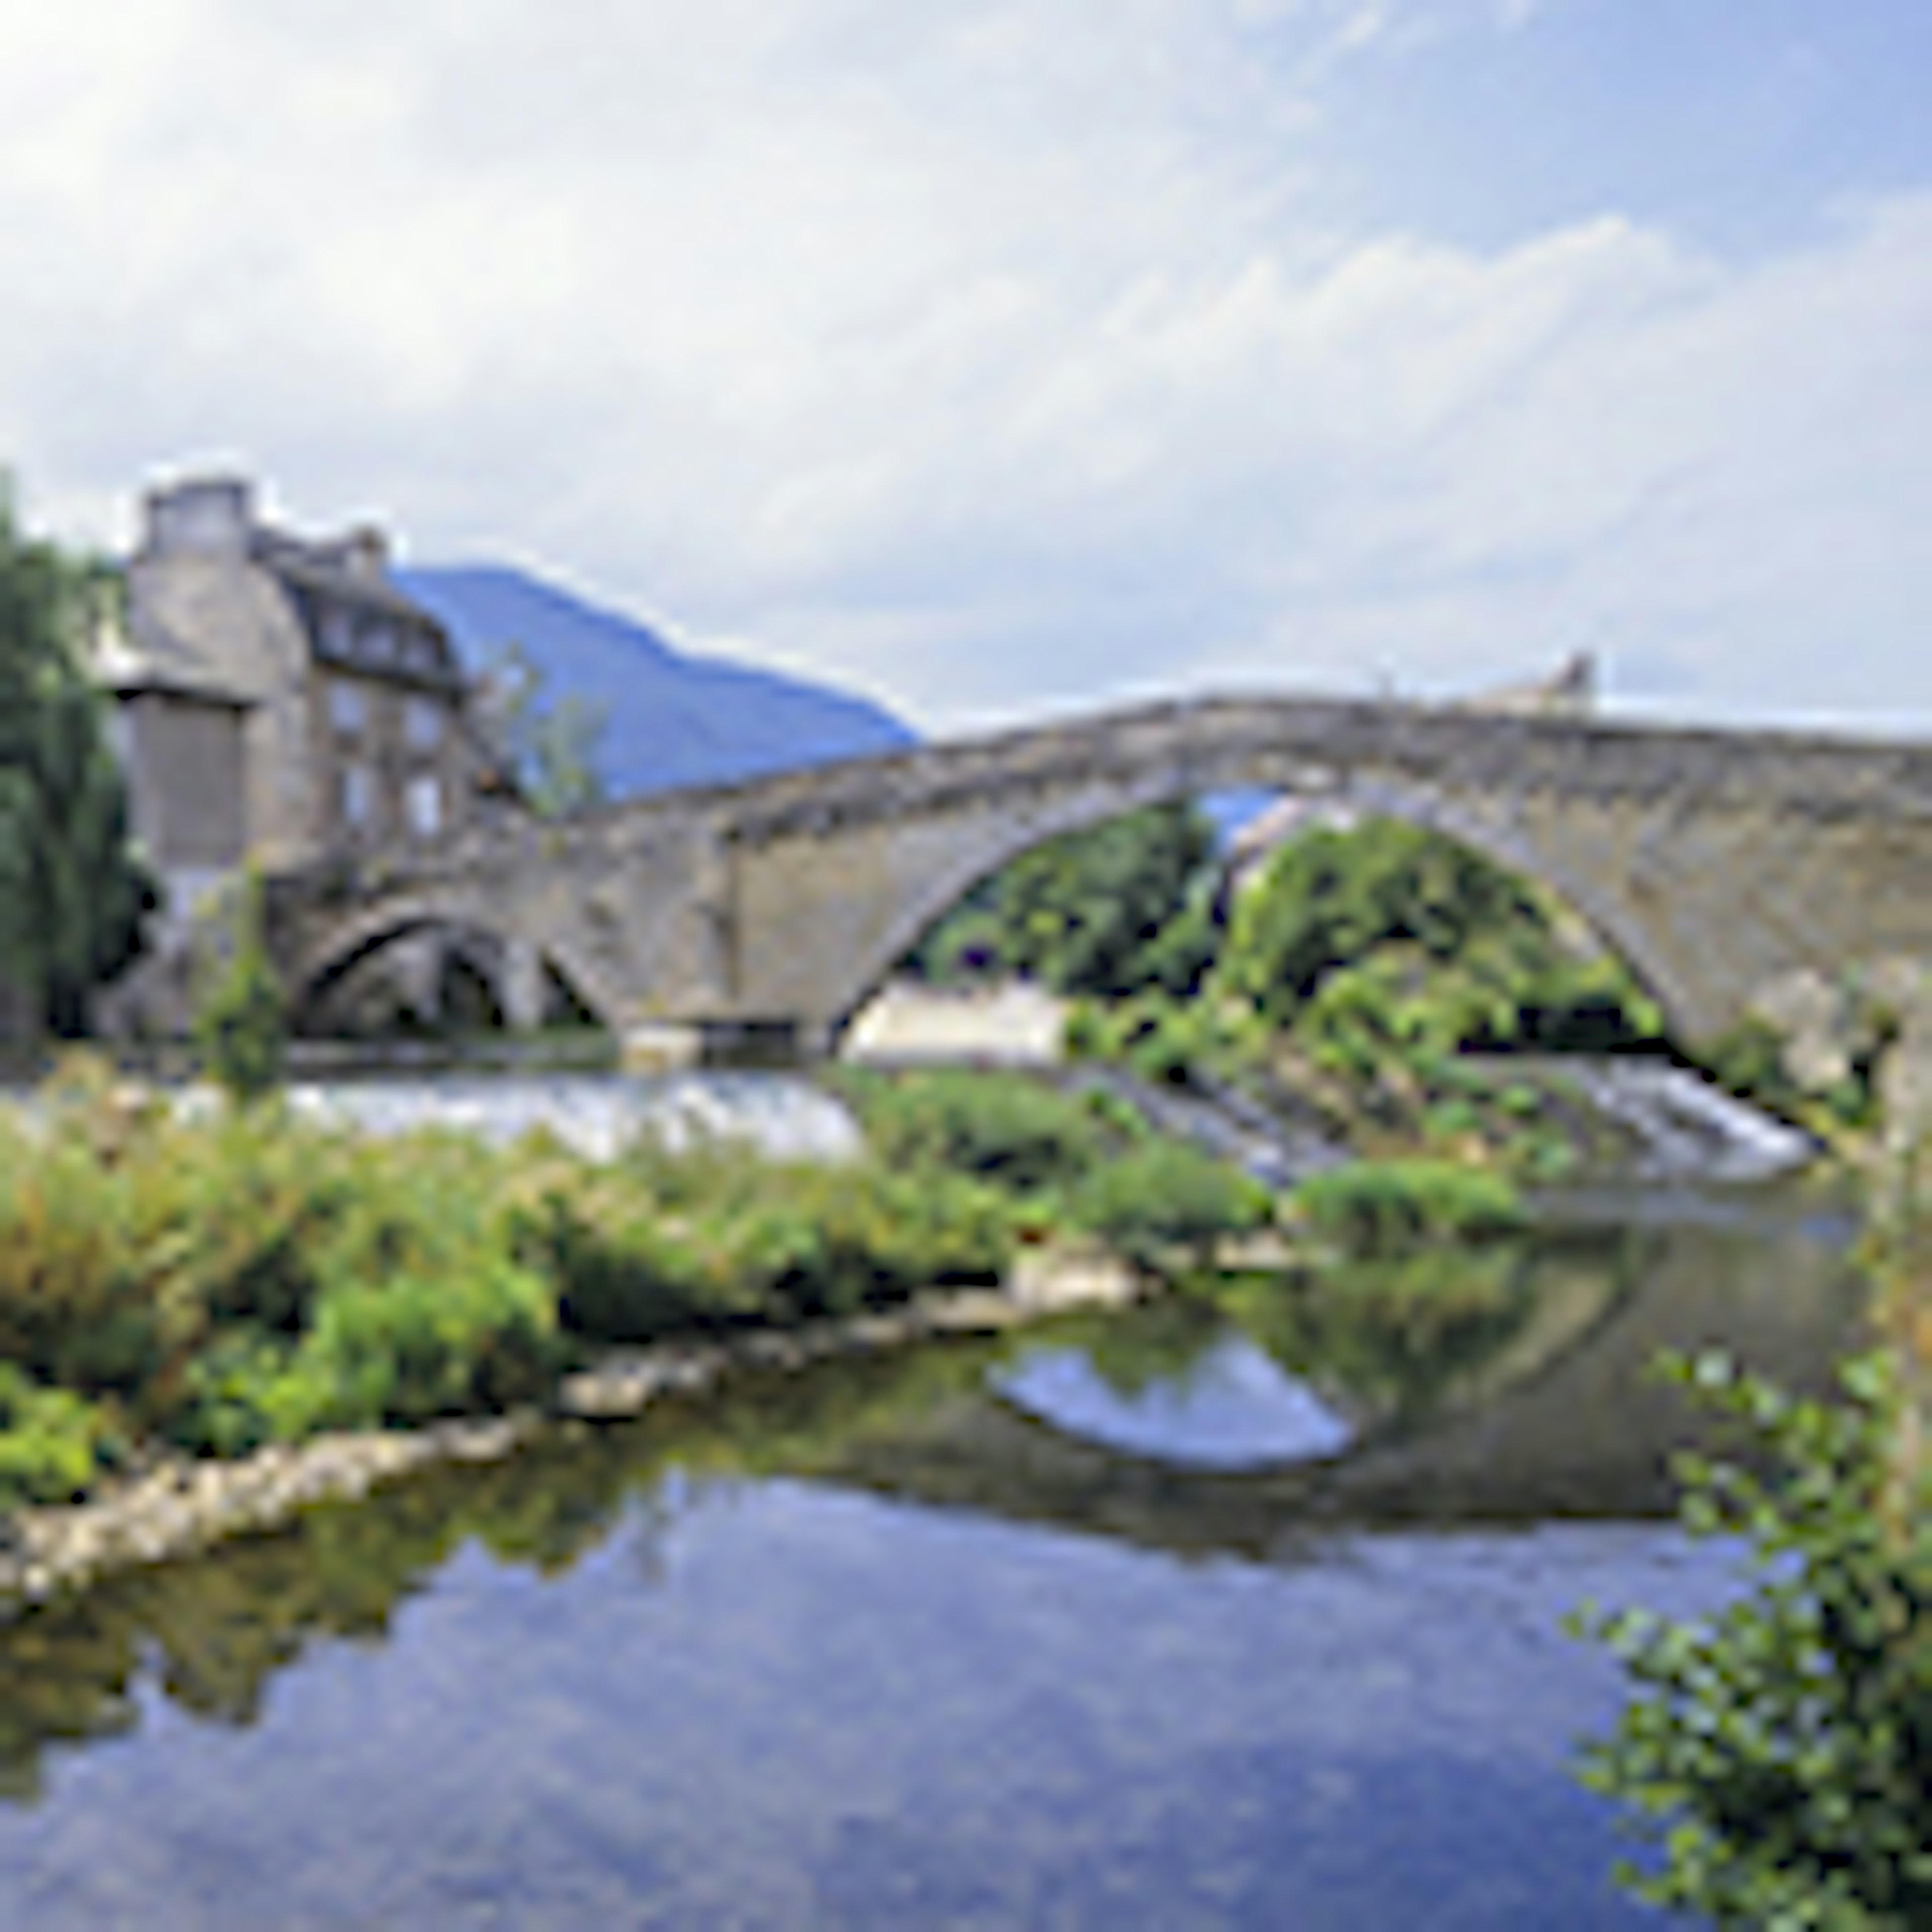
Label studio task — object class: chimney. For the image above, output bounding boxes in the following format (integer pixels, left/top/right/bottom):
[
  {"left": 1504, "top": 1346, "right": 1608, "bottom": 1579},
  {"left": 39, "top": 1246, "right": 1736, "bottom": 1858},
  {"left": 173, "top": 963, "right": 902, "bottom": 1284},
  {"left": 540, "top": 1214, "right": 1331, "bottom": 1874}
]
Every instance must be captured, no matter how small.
[
  {"left": 341, "top": 524, "right": 390, "bottom": 582},
  {"left": 142, "top": 476, "right": 254, "bottom": 557}
]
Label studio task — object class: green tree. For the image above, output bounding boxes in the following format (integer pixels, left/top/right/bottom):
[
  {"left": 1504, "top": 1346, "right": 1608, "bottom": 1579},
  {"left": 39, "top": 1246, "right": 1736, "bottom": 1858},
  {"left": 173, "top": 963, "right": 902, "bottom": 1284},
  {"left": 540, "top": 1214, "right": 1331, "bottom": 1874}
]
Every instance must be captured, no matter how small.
[
  {"left": 193, "top": 865, "right": 288, "bottom": 1103},
  {"left": 0, "top": 484, "right": 152, "bottom": 1036},
  {"left": 473, "top": 640, "right": 608, "bottom": 819},
  {"left": 1572, "top": 1350, "right": 1932, "bottom": 1927},
  {"left": 1220, "top": 818, "right": 1543, "bottom": 1023},
  {"left": 1218, "top": 817, "right": 1661, "bottom": 1052},
  {"left": 910, "top": 801, "right": 1220, "bottom": 997}
]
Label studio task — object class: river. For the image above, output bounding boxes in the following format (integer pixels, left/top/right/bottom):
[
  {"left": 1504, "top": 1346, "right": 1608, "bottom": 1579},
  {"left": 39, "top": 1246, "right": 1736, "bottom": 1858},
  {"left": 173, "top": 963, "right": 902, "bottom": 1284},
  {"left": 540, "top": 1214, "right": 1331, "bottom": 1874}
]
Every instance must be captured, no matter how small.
[{"left": 0, "top": 1148, "right": 1867, "bottom": 1926}]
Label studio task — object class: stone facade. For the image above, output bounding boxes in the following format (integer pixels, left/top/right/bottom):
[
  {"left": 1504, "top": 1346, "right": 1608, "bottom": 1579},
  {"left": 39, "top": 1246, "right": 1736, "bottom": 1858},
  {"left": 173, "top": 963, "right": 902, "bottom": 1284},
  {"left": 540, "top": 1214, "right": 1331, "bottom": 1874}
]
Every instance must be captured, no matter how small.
[
  {"left": 92, "top": 478, "right": 500, "bottom": 1034},
  {"left": 100, "top": 477, "right": 484, "bottom": 888}
]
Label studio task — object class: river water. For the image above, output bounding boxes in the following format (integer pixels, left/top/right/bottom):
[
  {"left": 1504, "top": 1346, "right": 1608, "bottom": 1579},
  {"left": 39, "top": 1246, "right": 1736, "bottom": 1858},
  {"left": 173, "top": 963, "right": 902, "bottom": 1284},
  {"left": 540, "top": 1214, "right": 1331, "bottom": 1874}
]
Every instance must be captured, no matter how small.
[{"left": 0, "top": 1155, "right": 1867, "bottom": 1928}]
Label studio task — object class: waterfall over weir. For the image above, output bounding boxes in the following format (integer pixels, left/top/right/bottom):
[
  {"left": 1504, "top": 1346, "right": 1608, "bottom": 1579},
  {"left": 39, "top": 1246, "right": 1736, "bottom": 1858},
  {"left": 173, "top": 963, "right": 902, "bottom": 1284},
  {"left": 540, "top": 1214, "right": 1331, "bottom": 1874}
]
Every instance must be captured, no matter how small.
[
  {"left": 4, "top": 1051, "right": 1814, "bottom": 1191},
  {"left": 283, "top": 1072, "right": 865, "bottom": 1166},
  {"left": 1482, "top": 1057, "right": 1816, "bottom": 1184}
]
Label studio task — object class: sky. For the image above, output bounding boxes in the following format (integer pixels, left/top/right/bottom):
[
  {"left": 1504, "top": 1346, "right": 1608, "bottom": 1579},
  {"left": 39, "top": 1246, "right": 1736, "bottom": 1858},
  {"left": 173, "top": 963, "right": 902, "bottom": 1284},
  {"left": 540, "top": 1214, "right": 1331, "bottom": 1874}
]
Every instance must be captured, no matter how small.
[{"left": 2, "top": 0, "right": 1928, "bottom": 736}]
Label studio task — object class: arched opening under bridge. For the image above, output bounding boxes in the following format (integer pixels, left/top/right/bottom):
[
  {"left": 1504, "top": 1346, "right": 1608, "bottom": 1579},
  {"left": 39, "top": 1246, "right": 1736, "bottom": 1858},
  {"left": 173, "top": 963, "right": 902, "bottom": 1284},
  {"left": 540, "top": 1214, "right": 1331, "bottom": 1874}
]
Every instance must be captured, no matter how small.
[
  {"left": 292, "top": 914, "right": 605, "bottom": 1046},
  {"left": 833, "top": 782, "right": 1677, "bottom": 1082}
]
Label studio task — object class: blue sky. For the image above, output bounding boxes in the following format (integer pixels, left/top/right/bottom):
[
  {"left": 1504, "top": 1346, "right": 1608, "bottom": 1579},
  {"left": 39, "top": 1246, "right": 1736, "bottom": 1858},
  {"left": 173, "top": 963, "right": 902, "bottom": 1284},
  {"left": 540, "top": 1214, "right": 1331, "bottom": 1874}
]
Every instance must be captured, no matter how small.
[
  {"left": 1, "top": 0, "right": 1927, "bottom": 736},
  {"left": 1302, "top": 2, "right": 1932, "bottom": 254}
]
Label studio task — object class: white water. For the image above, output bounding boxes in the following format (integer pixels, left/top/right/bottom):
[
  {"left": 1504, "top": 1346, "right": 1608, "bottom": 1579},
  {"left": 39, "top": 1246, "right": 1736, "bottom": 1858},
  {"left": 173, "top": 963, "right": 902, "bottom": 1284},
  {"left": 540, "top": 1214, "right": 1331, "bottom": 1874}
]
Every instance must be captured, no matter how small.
[
  {"left": 1552, "top": 1060, "right": 1814, "bottom": 1183},
  {"left": 7, "top": 1056, "right": 1808, "bottom": 1184},
  {"left": 279, "top": 1072, "right": 864, "bottom": 1166}
]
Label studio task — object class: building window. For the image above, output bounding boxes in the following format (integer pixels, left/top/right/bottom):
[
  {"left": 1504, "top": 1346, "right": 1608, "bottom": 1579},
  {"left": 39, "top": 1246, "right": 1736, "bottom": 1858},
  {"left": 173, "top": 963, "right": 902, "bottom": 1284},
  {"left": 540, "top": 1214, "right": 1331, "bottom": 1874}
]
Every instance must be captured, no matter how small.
[
  {"left": 329, "top": 681, "right": 367, "bottom": 737},
  {"left": 403, "top": 696, "right": 443, "bottom": 753},
  {"left": 341, "top": 762, "right": 378, "bottom": 832},
  {"left": 323, "top": 608, "right": 356, "bottom": 660},
  {"left": 405, "top": 774, "right": 443, "bottom": 839}
]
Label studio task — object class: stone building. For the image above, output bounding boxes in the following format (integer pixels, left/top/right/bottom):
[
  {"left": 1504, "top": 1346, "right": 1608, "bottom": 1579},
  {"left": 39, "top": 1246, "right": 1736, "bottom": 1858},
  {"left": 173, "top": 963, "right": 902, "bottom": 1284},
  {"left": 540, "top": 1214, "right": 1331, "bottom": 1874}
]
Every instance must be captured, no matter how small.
[
  {"left": 97, "top": 477, "right": 485, "bottom": 891},
  {"left": 90, "top": 477, "right": 501, "bottom": 1035}
]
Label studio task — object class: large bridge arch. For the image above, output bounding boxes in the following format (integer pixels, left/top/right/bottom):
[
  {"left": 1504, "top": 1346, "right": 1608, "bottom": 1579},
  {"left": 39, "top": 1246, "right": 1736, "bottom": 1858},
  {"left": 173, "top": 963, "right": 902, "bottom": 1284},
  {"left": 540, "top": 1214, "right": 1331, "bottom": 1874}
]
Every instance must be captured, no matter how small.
[
  {"left": 723, "top": 747, "right": 1717, "bottom": 1046},
  {"left": 782, "top": 765, "right": 1701, "bottom": 1045}
]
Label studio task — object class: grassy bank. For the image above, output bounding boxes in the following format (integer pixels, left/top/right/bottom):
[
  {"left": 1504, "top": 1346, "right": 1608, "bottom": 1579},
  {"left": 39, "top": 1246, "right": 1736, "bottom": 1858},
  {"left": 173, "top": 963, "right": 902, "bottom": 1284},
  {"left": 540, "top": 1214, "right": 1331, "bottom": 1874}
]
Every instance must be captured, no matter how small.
[{"left": 0, "top": 1060, "right": 1305, "bottom": 1513}]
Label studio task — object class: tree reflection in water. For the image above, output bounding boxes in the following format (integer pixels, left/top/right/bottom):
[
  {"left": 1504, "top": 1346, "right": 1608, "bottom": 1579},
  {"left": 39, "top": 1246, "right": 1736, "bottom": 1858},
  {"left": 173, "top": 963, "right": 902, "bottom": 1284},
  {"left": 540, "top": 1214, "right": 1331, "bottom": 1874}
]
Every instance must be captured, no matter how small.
[
  {"left": 0, "top": 1196, "right": 1864, "bottom": 1807},
  {"left": 0, "top": 1340, "right": 1011, "bottom": 1803}
]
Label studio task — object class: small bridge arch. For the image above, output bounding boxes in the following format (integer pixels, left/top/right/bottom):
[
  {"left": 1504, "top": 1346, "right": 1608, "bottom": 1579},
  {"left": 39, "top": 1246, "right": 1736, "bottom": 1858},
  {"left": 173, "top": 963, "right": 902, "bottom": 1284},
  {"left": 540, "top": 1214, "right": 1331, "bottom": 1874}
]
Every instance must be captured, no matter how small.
[{"left": 285, "top": 893, "right": 618, "bottom": 1039}]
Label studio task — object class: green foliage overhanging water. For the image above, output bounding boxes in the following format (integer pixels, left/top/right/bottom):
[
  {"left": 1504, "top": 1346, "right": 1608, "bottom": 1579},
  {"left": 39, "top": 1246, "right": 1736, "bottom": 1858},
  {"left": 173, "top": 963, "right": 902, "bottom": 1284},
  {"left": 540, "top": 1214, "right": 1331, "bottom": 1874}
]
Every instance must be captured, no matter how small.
[{"left": 1571, "top": 1348, "right": 1932, "bottom": 1928}]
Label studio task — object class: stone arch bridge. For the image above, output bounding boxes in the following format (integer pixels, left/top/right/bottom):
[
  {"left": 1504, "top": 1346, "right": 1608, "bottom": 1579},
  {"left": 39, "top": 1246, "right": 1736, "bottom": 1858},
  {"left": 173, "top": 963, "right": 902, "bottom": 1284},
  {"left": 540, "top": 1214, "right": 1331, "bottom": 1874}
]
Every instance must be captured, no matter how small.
[{"left": 265, "top": 692, "right": 1932, "bottom": 1066}]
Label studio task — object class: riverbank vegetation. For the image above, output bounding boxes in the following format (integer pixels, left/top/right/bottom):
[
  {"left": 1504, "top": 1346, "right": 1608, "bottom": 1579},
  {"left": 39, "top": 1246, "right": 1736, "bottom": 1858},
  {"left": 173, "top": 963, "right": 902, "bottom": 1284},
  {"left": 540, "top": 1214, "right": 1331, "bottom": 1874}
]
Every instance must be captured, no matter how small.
[
  {"left": 1289, "top": 1158, "right": 1528, "bottom": 1256},
  {"left": 0, "top": 1051, "right": 1541, "bottom": 1520},
  {"left": 0, "top": 1060, "right": 1298, "bottom": 1514},
  {"left": 0, "top": 1064, "right": 1001, "bottom": 1503},
  {"left": 1572, "top": 1348, "right": 1931, "bottom": 1927},
  {"left": 829, "top": 1064, "right": 1273, "bottom": 1264}
]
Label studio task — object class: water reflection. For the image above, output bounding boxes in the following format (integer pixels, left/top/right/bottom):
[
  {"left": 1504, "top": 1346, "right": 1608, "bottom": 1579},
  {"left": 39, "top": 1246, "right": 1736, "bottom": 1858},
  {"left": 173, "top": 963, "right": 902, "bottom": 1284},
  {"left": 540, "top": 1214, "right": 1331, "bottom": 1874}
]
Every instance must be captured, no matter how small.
[
  {"left": 997, "top": 1236, "right": 1589, "bottom": 1466},
  {"left": 0, "top": 1341, "right": 1022, "bottom": 1803},
  {"left": 0, "top": 1190, "right": 1863, "bottom": 1799},
  {"left": 1000, "top": 1329, "right": 1353, "bottom": 1468},
  {"left": 0, "top": 1187, "right": 1871, "bottom": 1924}
]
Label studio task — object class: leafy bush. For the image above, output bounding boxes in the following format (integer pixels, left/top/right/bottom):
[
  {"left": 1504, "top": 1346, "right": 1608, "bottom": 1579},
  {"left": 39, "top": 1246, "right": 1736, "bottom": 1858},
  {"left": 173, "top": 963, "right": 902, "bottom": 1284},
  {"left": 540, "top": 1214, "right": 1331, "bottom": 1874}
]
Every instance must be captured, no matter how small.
[
  {"left": 836, "top": 1069, "right": 1109, "bottom": 1195},
  {"left": 834, "top": 1066, "right": 1268, "bottom": 1274},
  {"left": 1067, "top": 993, "right": 1265, "bottom": 1089},
  {"left": 1571, "top": 1351, "right": 1932, "bottom": 1928},
  {"left": 1067, "top": 1141, "right": 1271, "bottom": 1267},
  {"left": 0, "top": 1364, "right": 126, "bottom": 1509},
  {"left": 795, "top": 1163, "right": 1012, "bottom": 1302},
  {"left": 1291, "top": 1159, "right": 1527, "bottom": 1255},
  {"left": 192, "top": 866, "right": 288, "bottom": 1104},
  {"left": 526, "top": 1154, "right": 1014, "bottom": 1345},
  {"left": 256, "top": 1253, "right": 558, "bottom": 1435},
  {"left": 114, "top": 1105, "right": 359, "bottom": 1350},
  {"left": 0, "top": 1119, "right": 165, "bottom": 1395},
  {"left": 173, "top": 1330, "right": 297, "bottom": 1458},
  {"left": 517, "top": 1182, "right": 738, "bottom": 1345}
]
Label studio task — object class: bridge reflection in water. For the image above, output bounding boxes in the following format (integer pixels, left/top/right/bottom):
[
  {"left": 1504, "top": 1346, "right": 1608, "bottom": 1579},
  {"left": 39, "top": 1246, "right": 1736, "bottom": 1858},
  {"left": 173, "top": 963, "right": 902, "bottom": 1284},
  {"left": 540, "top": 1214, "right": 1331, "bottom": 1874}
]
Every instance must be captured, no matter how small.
[
  {"left": 0, "top": 1185, "right": 1864, "bottom": 1813},
  {"left": 799, "top": 1193, "right": 1865, "bottom": 1561}
]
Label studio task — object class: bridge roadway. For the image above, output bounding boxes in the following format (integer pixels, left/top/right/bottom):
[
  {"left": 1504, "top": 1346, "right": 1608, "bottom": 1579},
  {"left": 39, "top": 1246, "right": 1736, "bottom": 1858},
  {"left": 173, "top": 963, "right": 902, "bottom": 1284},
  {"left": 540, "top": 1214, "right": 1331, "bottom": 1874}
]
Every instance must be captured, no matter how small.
[{"left": 269, "top": 691, "right": 1932, "bottom": 1063}]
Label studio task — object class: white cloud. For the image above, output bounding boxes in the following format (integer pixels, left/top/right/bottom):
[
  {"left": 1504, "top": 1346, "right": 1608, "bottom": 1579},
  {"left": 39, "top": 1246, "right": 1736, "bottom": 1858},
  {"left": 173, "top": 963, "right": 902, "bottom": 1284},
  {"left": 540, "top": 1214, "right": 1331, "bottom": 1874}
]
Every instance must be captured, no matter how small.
[{"left": 0, "top": 1, "right": 1926, "bottom": 740}]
